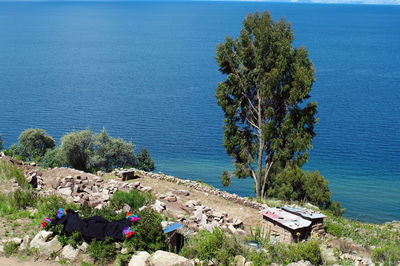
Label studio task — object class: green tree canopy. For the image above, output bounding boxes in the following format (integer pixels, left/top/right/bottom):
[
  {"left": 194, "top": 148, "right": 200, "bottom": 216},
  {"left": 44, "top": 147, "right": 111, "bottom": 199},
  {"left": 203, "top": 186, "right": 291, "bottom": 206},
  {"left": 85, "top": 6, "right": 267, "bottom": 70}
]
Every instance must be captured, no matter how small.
[
  {"left": 17, "top": 128, "right": 56, "bottom": 159},
  {"left": 136, "top": 147, "right": 155, "bottom": 172},
  {"left": 59, "top": 128, "right": 139, "bottom": 172},
  {"left": 0, "top": 134, "right": 4, "bottom": 151},
  {"left": 92, "top": 128, "right": 136, "bottom": 172},
  {"left": 60, "top": 129, "right": 93, "bottom": 171},
  {"left": 215, "top": 11, "right": 318, "bottom": 198}
]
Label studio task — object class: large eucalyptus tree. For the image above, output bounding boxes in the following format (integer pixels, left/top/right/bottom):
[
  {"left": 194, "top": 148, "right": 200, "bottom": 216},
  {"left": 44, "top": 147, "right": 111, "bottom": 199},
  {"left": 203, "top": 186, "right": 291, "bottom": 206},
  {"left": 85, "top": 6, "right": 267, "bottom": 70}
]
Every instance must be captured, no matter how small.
[{"left": 216, "top": 11, "right": 318, "bottom": 198}]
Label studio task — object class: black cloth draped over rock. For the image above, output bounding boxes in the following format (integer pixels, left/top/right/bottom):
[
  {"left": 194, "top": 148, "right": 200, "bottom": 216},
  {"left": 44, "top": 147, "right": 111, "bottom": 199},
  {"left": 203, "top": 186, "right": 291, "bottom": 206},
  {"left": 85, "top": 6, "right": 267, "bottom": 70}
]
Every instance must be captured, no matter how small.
[{"left": 51, "top": 209, "right": 131, "bottom": 241}]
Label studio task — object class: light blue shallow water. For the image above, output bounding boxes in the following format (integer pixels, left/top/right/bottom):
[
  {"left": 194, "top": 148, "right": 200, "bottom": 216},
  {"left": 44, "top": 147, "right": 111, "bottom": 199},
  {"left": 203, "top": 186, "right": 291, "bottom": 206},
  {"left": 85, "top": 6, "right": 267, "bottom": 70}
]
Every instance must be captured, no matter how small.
[{"left": 0, "top": 2, "right": 399, "bottom": 223}]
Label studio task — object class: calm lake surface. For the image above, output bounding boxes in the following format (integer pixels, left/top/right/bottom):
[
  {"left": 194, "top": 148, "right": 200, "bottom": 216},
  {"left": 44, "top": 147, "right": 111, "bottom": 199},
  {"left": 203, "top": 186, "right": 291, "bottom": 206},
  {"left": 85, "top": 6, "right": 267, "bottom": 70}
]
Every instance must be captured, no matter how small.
[{"left": 0, "top": 1, "right": 399, "bottom": 223}]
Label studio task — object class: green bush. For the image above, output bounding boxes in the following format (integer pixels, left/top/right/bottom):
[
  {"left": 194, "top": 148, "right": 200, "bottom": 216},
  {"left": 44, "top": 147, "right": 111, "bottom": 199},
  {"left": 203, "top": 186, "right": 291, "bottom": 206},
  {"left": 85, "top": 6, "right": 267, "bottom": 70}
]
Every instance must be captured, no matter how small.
[
  {"left": 11, "top": 189, "right": 36, "bottom": 209},
  {"left": 180, "top": 228, "right": 243, "bottom": 265},
  {"left": 136, "top": 147, "right": 155, "bottom": 172},
  {"left": 60, "top": 129, "right": 94, "bottom": 171},
  {"left": 87, "top": 237, "right": 117, "bottom": 263},
  {"left": 3, "top": 241, "right": 19, "bottom": 257},
  {"left": 125, "top": 208, "right": 166, "bottom": 252},
  {"left": 0, "top": 161, "right": 27, "bottom": 188},
  {"left": 40, "top": 147, "right": 63, "bottom": 168},
  {"left": 266, "top": 240, "right": 322, "bottom": 265},
  {"left": 327, "top": 200, "right": 346, "bottom": 217},
  {"left": 267, "top": 164, "right": 331, "bottom": 208},
  {"left": 0, "top": 134, "right": 3, "bottom": 150},
  {"left": 59, "top": 128, "right": 141, "bottom": 172},
  {"left": 325, "top": 223, "right": 344, "bottom": 237},
  {"left": 110, "top": 190, "right": 154, "bottom": 211},
  {"left": 16, "top": 128, "right": 55, "bottom": 160},
  {"left": 92, "top": 128, "right": 137, "bottom": 172},
  {"left": 58, "top": 231, "right": 84, "bottom": 248},
  {"left": 372, "top": 245, "right": 400, "bottom": 265}
]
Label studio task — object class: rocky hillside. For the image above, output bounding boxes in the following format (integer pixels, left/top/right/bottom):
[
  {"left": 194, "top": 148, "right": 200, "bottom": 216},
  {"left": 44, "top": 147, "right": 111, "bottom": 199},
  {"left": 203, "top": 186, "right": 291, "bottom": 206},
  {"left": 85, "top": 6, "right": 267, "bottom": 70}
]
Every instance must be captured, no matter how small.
[{"left": 0, "top": 155, "right": 398, "bottom": 265}]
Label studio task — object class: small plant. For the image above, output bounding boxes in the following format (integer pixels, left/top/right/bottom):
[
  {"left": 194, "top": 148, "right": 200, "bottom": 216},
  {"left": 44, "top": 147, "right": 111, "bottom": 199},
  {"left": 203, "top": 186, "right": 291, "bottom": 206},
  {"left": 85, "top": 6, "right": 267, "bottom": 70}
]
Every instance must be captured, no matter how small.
[
  {"left": 3, "top": 241, "right": 19, "bottom": 257},
  {"left": 109, "top": 190, "right": 154, "bottom": 211},
  {"left": 124, "top": 208, "right": 166, "bottom": 252},
  {"left": 248, "top": 225, "right": 270, "bottom": 248},
  {"left": 11, "top": 189, "right": 36, "bottom": 209},
  {"left": 180, "top": 228, "right": 243, "bottom": 265},
  {"left": 371, "top": 245, "right": 400, "bottom": 265},
  {"left": 58, "top": 230, "right": 84, "bottom": 248},
  {"left": 87, "top": 237, "right": 117, "bottom": 264}
]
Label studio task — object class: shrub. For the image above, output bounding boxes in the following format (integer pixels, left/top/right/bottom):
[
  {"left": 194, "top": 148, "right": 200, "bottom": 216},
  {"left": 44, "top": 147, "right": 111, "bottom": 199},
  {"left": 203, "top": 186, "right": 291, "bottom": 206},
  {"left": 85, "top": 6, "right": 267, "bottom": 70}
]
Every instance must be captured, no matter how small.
[
  {"left": 58, "top": 231, "right": 84, "bottom": 248},
  {"left": 125, "top": 208, "right": 166, "bottom": 252},
  {"left": 136, "top": 147, "right": 155, "bottom": 172},
  {"left": 267, "top": 164, "right": 331, "bottom": 208},
  {"left": 3, "top": 241, "right": 19, "bottom": 257},
  {"left": 60, "top": 129, "right": 94, "bottom": 171},
  {"left": 59, "top": 128, "right": 141, "bottom": 172},
  {"left": 110, "top": 190, "right": 154, "bottom": 211},
  {"left": 92, "top": 128, "right": 137, "bottom": 172},
  {"left": 11, "top": 189, "right": 36, "bottom": 209},
  {"left": 372, "top": 245, "right": 400, "bottom": 265},
  {"left": 266, "top": 240, "right": 322, "bottom": 265},
  {"left": 87, "top": 237, "right": 117, "bottom": 263},
  {"left": 180, "top": 228, "right": 243, "bottom": 265},
  {"left": 327, "top": 200, "right": 346, "bottom": 217},
  {"left": 40, "top": 147, "right": 63, "bottom": 168},
  {"left": 16, "top": 128, "right": 55, "bottom": 160},
  {"left": 0, "top": 134, "right": 3, "bottom": 150},
  {"left": 0, "top": 161, "right": 26, "bottom": 188},
  {"left": 325, "top": 222, "right": 344, "bottom": 237}
]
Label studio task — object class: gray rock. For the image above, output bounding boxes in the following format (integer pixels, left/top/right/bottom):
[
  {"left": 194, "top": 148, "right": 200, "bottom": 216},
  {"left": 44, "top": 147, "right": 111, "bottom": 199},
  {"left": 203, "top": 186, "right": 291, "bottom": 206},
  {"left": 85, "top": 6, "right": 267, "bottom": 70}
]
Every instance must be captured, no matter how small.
[
  {"left": 58, "top": 187, "right": 72, "bottom": 197},
  {"left": 287, "top": 260, "right": 313, "bottom": 266},
  {"left": 122, "top": 203, "right": 131, "bottom": 213},
  {"left": 150, "top": 250, "right": 188, "bottom": 266},
  {"left": 60, "top": 244, "right": 79, "bottom": 261},
  {"left": 30, "top": 231, "right": 62, "bottom": 257},
  {"left": 18, "top": 235, "right": 32, "bottom": 251},
  {"left": 194, "top": 206, "right": 204, "bottom": 221},
  {"left": 129, "top": 251, "right": 150, "bottom": 266},
  {"left": 153, "top": 200, "right": 166, "bottom": 213},
  {"left": 79, "top": 242, "right": 89, "bottom": 252},
  {"left": 235, "top": 255, "right": 246, "bottom": 266}
]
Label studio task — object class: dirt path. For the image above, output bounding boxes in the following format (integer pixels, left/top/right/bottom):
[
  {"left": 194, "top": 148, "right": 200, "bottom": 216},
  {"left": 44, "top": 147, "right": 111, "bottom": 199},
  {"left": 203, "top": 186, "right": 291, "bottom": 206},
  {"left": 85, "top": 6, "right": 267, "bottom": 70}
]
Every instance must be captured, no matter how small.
[
  {"left": 0, "top": 256, "right": 56, "bottom": 266},
  {"left": 135, "top": 175, "right": 263, "bottom": 229}
]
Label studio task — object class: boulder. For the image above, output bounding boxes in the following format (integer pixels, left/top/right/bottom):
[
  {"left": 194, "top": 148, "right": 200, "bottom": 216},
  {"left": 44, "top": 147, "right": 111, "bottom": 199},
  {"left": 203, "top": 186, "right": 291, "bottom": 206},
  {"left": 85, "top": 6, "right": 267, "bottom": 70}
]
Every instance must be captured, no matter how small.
[
  {"left": 30, "top": 231, "right": 62, "bottom": 257},
  {"left": 18, "top": 235, "right": 32, "bottom": 251},
  {"left": 153, "top": 200, "right": 166, "bottom": 213},
  {"left": 58, "top": 187, "right": 72, "bottom": 197},
  {"left": 79, "top": 242, "right": 89, "bottom": 252},
  {"left": 150, "top": 250, "right": 188, "bottom": 266},
  {"left": 128, "top": 251, "right": 150, "bottom": 266},
  {"left": 234, "top": 255, "right": 246, "bottom": 266},
  {"left": 60, "top": 244, "right": 79, "bottom": 261},
  {"left": 287, "top": 260, "right": 313, "bottom": 266}
]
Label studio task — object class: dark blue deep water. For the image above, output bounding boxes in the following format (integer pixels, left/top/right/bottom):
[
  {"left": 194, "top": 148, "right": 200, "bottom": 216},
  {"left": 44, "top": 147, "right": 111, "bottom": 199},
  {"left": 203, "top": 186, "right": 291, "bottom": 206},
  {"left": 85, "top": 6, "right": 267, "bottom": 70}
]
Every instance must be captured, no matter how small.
[{"left": 0, "top": 1, "right": 399, "bottom": 223}]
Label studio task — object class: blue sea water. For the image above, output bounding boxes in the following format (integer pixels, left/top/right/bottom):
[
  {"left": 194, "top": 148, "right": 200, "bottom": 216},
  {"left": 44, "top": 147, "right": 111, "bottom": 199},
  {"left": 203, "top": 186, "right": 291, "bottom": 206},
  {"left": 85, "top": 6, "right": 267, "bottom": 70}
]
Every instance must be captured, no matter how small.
[{"left": 0, "top": 1, "right": 399, "bottom": 223}]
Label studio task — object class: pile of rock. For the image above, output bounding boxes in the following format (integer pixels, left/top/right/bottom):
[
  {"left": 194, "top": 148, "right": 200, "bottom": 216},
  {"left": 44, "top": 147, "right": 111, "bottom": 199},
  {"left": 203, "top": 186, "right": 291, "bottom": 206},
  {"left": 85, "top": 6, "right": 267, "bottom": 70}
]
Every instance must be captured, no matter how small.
[{"left": 174, "top": 199, "right": 245, "bottom": 234}]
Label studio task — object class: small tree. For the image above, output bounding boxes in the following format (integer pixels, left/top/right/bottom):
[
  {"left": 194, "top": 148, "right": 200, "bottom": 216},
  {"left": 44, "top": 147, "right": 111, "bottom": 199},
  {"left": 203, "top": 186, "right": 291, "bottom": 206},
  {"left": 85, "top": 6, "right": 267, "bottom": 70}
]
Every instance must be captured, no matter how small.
[
  {"left": 137, "top": 147, "right": 155, "bottom": 172},
  {"left": 92, "top": 128, "right": 136, "bottom": 172},
  {"left": 215, "top": 12, "right": 318, "bottom": 198},
  {"left": 60, "top": 129, "right": 93, "bottom": 171},
  {"left": 17, "top": 128, "right": 55, "bottom": 159},
  {"left": 0, "top": 134, "right": 4, "bottom": 151}
]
